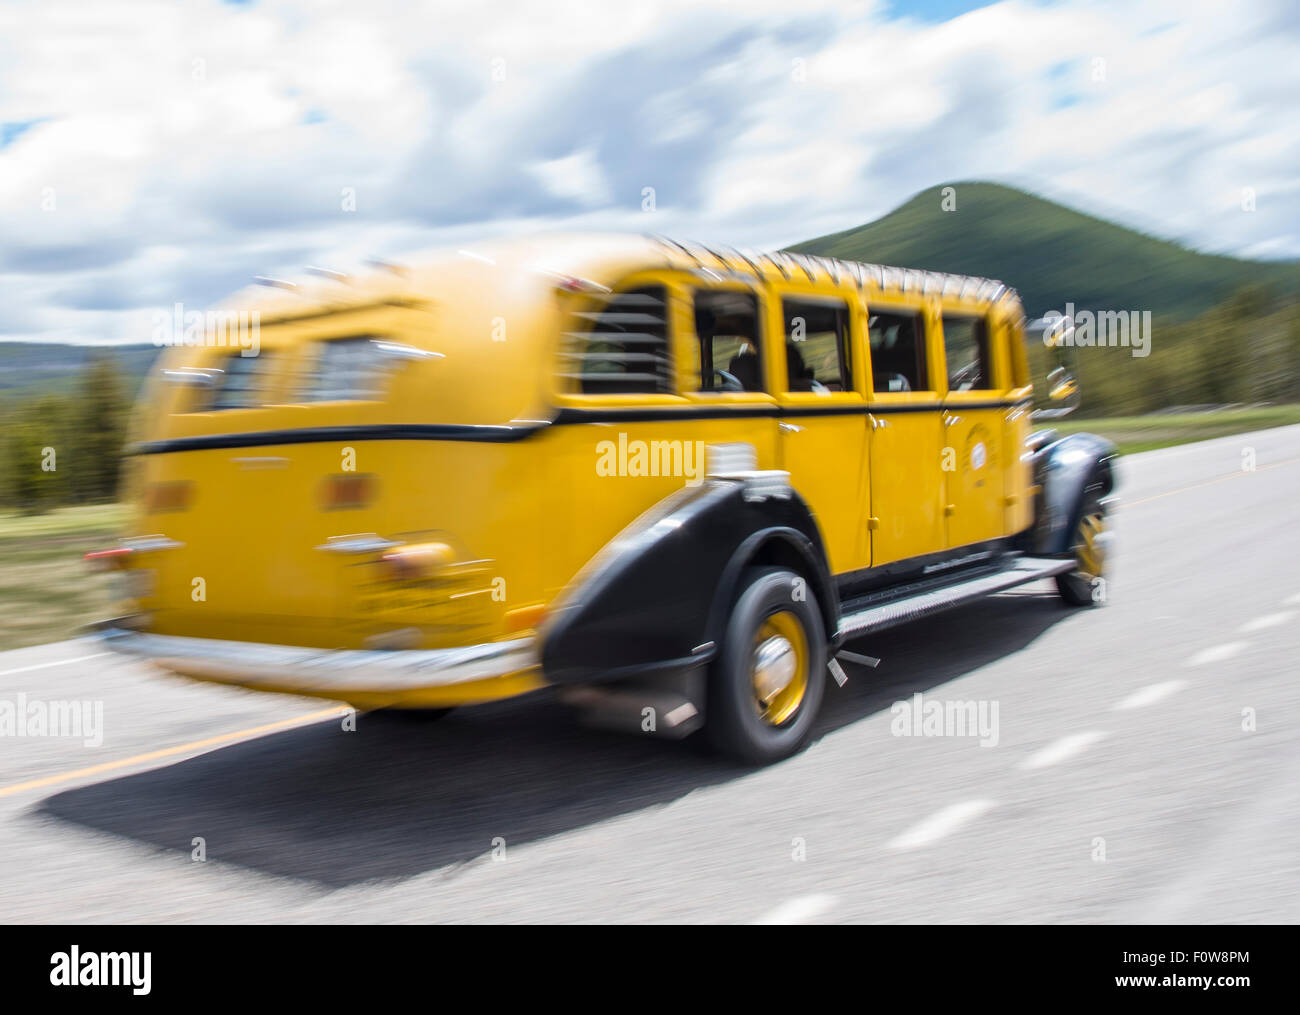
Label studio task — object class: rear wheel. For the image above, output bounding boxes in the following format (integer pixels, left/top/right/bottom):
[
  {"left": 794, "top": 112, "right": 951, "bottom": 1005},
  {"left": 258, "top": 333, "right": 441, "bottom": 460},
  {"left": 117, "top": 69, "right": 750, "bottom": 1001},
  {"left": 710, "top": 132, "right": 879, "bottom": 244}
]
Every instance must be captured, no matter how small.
[
  {"left": 706, "top": 567, "right": 827, "bottom": 765},
  {"left": 1056, "top": 488, "right": 1109, "bottom": 606}
]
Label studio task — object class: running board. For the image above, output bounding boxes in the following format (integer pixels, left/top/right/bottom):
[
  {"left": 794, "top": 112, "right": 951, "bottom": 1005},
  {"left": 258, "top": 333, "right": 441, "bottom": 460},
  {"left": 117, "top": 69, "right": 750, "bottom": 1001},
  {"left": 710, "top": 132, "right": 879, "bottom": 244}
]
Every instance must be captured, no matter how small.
[{"left": 837, "top": 556, "right": 1075, "bottom": 639}]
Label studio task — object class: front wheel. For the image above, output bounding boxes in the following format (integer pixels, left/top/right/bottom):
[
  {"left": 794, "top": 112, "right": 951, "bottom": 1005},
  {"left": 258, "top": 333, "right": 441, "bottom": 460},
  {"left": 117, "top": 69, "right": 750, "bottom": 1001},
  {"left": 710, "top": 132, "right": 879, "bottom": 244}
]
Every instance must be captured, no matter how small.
[
  {"left": 1056, "top": 487, "right": 1109, "bottom": 606},
  {"left": 706, "top": 567, "right": 827, "bottom": 765}
]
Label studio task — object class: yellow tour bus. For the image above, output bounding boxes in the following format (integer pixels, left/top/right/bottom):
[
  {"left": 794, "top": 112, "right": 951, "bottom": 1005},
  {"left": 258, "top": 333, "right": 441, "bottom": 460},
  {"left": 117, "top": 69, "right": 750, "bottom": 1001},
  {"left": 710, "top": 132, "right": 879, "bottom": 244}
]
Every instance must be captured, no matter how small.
[{"left": 89, "top": 234, "right": 1115, "bottom": 764}]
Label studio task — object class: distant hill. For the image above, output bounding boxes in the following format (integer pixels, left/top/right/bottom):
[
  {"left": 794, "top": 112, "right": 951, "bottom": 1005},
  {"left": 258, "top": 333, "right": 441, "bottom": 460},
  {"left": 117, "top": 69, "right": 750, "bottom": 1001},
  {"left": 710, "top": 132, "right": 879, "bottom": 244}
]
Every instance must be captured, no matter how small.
[
  {"left": 789, "top": 182, "right": 1299, "bottom": 319},
  {"left": 0, "top": 343, "right": 160, "bottom": 399}
]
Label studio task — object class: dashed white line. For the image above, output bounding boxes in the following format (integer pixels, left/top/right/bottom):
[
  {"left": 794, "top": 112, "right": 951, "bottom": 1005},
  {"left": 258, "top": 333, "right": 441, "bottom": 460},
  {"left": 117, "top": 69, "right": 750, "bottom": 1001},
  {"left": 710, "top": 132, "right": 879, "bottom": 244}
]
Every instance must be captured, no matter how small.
[
  {"left": 1114, "top": 680, "right": 1186, "bottom": 711},
  {"left": 751, "top": 893, "right": 838, "bottom": 925},
  {"left": 1186, "top": 642, "right": 1248, "bottom": 666},
  {"left": 1019, "top": 731, "right": 1108, "bottom": 771},
  {"left": 886, "top": 799, "right": 995, "bottom": 851},
  {"left": 1237, "top": 612, "right": 1293, "bottom": 633},
  {"left": 0, "top": 653, "right": 110, "bottom": 678}
]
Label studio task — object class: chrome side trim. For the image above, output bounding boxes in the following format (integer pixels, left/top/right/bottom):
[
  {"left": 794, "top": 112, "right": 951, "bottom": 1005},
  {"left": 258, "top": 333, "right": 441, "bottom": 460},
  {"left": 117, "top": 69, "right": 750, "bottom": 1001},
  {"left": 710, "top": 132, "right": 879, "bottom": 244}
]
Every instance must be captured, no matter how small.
[
  {"left": 314, "top": 533, "right": 403, "bottom": 554},
  {"left": 94, "top": 623, "right": 538, "bottom": 692},
  {"left": 121, "top": 535, "right": 185, "bottom": 553},
  {"left": 837, "top": 556, "right": 1075, "bottom": 639}
]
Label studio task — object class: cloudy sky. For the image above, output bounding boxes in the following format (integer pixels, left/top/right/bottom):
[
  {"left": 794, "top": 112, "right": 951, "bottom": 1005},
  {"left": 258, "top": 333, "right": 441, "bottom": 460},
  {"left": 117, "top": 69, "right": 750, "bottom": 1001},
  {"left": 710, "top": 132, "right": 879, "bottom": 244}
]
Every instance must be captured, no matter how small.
[{"left": 0, "top": 0, "right": 1296, "bottom": 345}]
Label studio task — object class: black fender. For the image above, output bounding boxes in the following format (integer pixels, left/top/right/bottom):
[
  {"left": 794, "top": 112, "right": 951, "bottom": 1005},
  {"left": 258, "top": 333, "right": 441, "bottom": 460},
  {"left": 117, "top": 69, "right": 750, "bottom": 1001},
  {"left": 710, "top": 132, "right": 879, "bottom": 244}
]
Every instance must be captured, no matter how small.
[
  {"left": 1024, "top": 431, "right": 1118, "bottom": 556},
  {"left": 540, "top": 478, "right": 837, "bottom": 686}
]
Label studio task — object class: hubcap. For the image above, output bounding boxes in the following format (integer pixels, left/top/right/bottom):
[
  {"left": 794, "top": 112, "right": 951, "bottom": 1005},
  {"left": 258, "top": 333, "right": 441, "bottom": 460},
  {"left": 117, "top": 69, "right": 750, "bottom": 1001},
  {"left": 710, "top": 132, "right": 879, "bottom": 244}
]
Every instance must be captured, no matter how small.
[
  {"left": 753, "top": 635, "right": 796, "bottom": 703},
  {"left": 751, "top": 610, "right": 808, "bottom": 726},
  {"left": 1075, "top": 510, "right": 1106, "bottom": 577}
]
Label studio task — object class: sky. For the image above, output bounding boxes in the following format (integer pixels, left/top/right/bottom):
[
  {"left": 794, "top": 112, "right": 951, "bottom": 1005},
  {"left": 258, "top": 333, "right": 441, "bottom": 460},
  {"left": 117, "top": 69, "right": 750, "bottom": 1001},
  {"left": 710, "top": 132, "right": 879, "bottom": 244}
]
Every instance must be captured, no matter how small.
[{"left": 0, "top": 0, "right": 1296, "bottom": 345}]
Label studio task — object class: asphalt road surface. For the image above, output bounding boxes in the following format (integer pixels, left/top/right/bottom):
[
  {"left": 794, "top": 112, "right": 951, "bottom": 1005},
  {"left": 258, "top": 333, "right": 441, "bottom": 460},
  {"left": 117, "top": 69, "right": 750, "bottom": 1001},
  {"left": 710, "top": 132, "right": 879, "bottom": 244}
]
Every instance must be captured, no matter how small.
[{"left": 2, "top": 425, "right": 1298, "bottom": 923}]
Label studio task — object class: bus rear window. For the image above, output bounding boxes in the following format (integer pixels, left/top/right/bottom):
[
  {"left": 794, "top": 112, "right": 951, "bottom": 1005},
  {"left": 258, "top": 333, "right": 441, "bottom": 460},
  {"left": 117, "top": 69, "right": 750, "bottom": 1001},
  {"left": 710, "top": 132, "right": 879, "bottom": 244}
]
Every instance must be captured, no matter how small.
[
  {"left": 300, "top": 337, "right": 398, "bottom": 402},
  {"left": 202, "top": 351, "right": 274, "bottom": 411}
]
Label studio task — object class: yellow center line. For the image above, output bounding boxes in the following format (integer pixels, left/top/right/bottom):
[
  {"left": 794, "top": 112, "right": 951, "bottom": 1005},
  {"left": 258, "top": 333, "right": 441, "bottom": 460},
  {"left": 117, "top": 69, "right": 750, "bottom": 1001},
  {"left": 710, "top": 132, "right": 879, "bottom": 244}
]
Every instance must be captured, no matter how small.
[
  {"left": 1126, "top": 455, "right": 1300, "bottom": 508},
  {"left": 0, "top": 706, "right": 347, "bottom": 799}
]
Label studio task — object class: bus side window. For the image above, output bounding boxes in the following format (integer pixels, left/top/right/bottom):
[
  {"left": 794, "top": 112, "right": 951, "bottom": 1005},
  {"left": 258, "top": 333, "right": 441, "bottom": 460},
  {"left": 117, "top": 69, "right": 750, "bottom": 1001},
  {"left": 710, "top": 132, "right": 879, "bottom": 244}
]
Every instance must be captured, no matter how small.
[
  {"left": 941, "top": 313, "right": 994, "bottom": 391},
  {"left": 694, "top": 289, "right": 764, "bottom": 392},
  {"left": 782, "top": 299, "right": 850, "bottom": 393},
  {"left": 868, "top": 310, "right": 929, "bottom": 392}
]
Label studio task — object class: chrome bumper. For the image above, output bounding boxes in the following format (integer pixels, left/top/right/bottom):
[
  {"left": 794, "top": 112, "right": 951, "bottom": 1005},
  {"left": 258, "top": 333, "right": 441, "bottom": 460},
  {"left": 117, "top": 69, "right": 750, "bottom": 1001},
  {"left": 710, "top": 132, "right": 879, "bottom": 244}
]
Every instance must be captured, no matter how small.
[{"left": 93, "top": 621, "right": 538, "bottom": 694}]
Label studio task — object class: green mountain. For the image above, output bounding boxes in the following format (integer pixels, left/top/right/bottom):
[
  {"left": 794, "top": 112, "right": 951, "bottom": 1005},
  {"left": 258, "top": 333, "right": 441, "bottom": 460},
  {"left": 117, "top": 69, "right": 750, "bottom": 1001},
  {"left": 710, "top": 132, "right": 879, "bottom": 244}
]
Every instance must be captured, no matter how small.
[{"left": 789, "top": 182, "right": 1299, "bottom": 319}]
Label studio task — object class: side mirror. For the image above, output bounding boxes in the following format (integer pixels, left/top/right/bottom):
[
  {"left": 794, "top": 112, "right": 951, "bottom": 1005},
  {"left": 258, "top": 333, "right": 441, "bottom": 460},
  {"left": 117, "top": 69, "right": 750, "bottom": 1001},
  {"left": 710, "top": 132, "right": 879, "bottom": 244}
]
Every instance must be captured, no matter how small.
[
  {"left": 1046, "top": 366, "right": 1078, "bottom": 401},
  {"left": 1029, "top": 317, "right": 1081, "bottom": 420}
]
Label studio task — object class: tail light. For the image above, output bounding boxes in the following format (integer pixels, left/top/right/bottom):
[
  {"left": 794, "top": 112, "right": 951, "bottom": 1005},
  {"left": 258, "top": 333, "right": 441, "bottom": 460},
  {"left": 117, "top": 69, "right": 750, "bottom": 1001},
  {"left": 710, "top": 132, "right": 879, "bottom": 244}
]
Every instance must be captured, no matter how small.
[
  {"left": 379, "top": 541, "right": 456, "bottom": 580},
  {"left": 321, "top": 473, "right": 375, "bottom": 510},
  {"left": 142, "top": 480, "right": 193, "bottom": 513},
  {"left": 504, "top": 604, "right": 546, "bottom": 633},
  {"left": 84, "top": 536, "right": 183, "bottom": 571},
  {"left": 84, "top": 547, "right": 133, "bottom": 571}
]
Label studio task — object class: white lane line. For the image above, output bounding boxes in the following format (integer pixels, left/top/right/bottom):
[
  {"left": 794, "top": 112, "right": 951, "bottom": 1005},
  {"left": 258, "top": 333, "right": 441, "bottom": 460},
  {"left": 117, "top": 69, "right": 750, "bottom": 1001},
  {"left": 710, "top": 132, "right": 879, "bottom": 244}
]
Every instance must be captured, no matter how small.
[
  {"left": 886, "top": 799, "right": 995, "bottom": 851},
  {"left": 1238, "top": 612, "right": 1293, "bottom": 633},
  {"left": 1018, "top": 731, "right": 1108, "bottom": 771},
  {"left": 751, "top": 893, "right": 837, "bottom": 925},
  {"left": 1114, "top": 680, "right": 1186, "bottom": 711},
  {"left": 1185, "top": 642, "right": 1248, "bottom": 666},
  {"left": 0, "top": 653, "right": 110, "bottom": 678}
]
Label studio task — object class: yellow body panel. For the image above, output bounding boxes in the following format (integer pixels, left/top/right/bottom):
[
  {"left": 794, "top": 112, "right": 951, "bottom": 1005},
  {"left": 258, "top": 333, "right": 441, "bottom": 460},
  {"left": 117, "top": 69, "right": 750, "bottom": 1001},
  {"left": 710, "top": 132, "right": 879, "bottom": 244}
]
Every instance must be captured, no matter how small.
[
  {"left": 116, "top": 235, "right": 1034, "bottom": 707},
  {"left": 866, "top": 398, "right": 946, "bottom": 565}
]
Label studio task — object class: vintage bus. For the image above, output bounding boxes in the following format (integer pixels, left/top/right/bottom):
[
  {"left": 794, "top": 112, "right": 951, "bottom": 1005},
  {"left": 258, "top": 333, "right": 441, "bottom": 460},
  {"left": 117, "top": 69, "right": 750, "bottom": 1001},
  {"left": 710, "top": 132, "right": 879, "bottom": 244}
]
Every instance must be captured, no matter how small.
[{"left": 89, "top": 234, "right": 1115, "bottom": 764}]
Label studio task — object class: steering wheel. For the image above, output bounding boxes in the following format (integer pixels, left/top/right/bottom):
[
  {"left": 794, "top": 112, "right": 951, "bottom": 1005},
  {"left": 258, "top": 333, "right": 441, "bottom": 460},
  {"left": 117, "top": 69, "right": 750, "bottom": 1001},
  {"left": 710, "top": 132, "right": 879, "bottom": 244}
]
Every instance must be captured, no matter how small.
[
  {"left": 950, "top": 360, "right": 981, "bottom": 391},
  {"left": 711, "top": 368, "right": 744, "bottom": 392}
]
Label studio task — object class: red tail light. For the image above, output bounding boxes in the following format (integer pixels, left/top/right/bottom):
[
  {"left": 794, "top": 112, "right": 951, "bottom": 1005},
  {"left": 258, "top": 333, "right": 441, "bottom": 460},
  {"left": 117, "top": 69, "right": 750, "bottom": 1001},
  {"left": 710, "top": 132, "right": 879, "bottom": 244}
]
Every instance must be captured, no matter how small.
[
  {"left": 84, "top": 547, "right": 132, "bottom": 571},
  {"left": 143, "top": 481, "right": 193, "bottom": 513},
  {"left": 321, "top": 473, "right": 375, "bottom": 510}
]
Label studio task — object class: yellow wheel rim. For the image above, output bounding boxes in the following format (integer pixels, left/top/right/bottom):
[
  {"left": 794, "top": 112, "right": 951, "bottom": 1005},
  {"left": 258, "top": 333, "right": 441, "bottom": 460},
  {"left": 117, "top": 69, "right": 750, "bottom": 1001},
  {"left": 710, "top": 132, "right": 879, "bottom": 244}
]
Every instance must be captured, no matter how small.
[
  {"left": 751, "top": 610, "right": 808, "bottom": 726},
  {"left": 1075, "top": 511, "right": 1106, "bottom": 577}
]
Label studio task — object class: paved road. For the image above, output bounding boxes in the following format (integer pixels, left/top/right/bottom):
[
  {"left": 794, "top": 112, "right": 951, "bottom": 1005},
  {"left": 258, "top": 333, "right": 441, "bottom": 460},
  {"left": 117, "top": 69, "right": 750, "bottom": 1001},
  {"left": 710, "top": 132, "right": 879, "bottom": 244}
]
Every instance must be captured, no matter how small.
[{"left": 1, "top": 425, "right": 1298, "bottom": 923}]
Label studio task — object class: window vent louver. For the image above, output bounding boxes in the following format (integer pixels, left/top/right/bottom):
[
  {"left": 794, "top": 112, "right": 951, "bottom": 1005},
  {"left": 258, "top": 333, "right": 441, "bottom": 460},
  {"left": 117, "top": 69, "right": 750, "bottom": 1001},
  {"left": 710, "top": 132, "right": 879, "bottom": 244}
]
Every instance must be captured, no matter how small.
[{"left": 560, "top": 286, "right": 672, "bottom": 395}]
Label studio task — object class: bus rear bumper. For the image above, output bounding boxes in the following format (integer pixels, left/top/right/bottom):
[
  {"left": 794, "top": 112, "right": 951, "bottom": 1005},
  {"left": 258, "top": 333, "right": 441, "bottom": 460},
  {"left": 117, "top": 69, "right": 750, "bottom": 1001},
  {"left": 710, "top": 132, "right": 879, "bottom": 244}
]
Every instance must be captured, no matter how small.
[{"left": 91, "top": 619, "right": 543, "bottom": 708}]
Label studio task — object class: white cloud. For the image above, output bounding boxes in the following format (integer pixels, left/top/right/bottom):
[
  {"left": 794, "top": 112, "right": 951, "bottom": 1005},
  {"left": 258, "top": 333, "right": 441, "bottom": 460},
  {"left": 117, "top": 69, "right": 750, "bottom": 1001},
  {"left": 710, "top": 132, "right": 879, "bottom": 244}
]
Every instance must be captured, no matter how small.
[
  {"left": 0, "top": 0, "right": 1295, "bottom": 344},
  {"left": 528, "top": 148, "right": 614, "bottom": 207}
]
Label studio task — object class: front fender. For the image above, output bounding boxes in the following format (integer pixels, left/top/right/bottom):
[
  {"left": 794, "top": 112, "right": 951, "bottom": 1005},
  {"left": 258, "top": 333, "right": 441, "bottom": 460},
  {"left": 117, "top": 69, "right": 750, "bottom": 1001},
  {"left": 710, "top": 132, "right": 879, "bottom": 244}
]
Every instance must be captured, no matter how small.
[
  {"left": 1028, "top": 431, "right": 1118, "bottom": 555},
  {"left": 540, "top": 478, "right": 835, "bottom": 686}
]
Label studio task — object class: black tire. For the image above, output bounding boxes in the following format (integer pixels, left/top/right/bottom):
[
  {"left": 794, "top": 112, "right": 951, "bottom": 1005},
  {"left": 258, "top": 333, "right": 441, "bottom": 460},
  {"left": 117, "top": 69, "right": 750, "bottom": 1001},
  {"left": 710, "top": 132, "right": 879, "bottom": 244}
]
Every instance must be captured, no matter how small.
[
  {"left": 1056, "top": 486, "right": 1108, "bottom": 607},
  {"left": 706, "top": 566, "right": 827, "bottom": 765}
]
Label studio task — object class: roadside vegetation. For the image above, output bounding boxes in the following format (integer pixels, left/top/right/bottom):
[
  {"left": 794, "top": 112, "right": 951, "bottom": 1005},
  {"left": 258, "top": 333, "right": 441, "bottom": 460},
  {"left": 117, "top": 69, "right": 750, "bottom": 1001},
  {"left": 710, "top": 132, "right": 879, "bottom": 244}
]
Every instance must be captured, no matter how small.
[
  {"left": 1051, "top": 405, "right": 1300, "bottom": 455},
  {"left": 0, "top": 503, "right": 126, "bottom": 651}
]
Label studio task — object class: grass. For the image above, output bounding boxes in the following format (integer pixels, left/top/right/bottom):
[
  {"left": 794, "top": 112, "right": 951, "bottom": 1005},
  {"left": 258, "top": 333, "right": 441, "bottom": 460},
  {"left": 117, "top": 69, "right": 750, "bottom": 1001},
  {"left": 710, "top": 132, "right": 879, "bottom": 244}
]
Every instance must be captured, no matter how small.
[
  {"left": 1052, "top": 405, "right": 1300, "bottom": 455},
  {"left": 3, "top": 406, "right": 1299, "bottom": 651},
  {"left": 0, "top": 503, "right": 127, "bottom": 652}
]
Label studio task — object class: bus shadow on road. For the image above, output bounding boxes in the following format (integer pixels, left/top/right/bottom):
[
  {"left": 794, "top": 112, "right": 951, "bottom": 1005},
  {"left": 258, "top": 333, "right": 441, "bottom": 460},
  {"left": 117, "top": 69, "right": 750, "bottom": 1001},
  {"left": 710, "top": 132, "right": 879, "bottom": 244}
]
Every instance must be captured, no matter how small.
[{"left": 40, "top": 590, "right": 1076, "bottom": 889}]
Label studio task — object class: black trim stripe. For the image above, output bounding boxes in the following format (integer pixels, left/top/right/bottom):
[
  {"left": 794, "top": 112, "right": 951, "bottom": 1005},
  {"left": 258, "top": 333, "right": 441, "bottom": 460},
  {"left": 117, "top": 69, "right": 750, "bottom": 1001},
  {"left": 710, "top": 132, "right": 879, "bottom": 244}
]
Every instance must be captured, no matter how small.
[
  {"left": 131, "top": 423, "right": 546, "bottom": 455},
  {"left": 132, "top": 398, "right": 1034, "bottom": 454}
]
